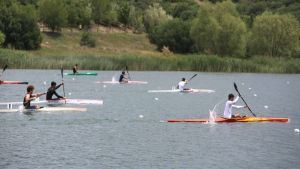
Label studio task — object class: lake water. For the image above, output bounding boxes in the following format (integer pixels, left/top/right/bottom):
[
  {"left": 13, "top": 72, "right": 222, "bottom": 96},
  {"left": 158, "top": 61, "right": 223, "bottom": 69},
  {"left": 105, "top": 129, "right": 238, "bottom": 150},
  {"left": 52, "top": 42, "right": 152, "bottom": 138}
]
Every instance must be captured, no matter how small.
[{"left": 0, "top": 70, "right": 300, "bottom": 169}]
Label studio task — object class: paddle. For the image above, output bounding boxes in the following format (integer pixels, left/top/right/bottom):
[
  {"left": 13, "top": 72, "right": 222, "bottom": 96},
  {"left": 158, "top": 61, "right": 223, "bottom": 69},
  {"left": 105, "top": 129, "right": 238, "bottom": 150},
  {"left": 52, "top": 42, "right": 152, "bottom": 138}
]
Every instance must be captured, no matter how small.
[
  {"left": 187, "top": 74, "right": 197, "bottom": 82},
  {"left": 0, "top": 65, "right": 8, "bottom": 78},
  {"left": 61, "top": 67, "right": 66, "bottom": 104},
  {"left": 125, "top": 66, "right": 131, "bottom": 80},
  {"left": 234, "top": 82, "right": 256, "bottom": 117}
]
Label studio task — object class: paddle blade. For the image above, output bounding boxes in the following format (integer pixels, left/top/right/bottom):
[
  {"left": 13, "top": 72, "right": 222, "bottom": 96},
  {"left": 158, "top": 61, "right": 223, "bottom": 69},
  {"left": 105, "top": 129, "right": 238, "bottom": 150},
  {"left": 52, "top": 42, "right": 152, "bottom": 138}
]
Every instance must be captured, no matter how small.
[
  {"left": 61, "top": 67, "right": 64, "bottom": 78},
  {"left": 234, "top": 82, "right": 238, "bottom": 91},
  {"left": 3, "top": 65, "right": 8, "bottom": 72}
]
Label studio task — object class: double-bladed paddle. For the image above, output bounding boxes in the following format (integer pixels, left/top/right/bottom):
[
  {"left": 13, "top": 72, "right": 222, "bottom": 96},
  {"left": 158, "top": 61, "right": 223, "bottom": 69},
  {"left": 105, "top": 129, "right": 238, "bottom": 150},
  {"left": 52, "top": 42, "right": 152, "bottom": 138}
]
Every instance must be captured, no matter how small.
[
  {"left": 234, "top": 82, "right": 256, "bottom": 117},
  {"left": 187, "top": 74, "right": 197, "bottom": 82},
  {"left": 61, "top": 67, "right": 66, "bottom": 104}
]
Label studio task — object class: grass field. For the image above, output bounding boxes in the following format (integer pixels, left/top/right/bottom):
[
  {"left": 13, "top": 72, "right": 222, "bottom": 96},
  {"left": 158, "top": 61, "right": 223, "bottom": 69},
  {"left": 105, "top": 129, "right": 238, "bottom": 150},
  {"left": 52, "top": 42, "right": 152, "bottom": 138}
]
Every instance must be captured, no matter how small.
[{"left": 1, "top": 29, "right": 300, "bottom": 73}]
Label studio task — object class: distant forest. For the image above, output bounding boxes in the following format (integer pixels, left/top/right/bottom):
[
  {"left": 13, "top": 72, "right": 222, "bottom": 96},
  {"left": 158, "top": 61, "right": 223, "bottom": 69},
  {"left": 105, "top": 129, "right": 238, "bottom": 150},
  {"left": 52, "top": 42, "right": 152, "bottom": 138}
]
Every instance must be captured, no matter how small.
[{"left": 0, "top": 0, "right": 299, "bottom": 57}]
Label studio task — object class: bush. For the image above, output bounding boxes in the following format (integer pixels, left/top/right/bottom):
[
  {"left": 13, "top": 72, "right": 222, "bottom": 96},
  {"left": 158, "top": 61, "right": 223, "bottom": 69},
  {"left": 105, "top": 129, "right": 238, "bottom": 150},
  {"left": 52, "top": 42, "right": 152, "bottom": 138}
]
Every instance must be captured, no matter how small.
[{"left": 80, "top": 32, "right": 96, "bottom": 48}]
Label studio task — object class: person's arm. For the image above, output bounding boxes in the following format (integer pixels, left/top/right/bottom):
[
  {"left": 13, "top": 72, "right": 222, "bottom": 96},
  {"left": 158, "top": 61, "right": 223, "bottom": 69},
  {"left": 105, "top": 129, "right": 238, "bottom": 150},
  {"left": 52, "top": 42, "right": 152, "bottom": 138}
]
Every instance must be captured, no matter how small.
[
  {"left": 32, "top": 92, "right": 46, "bottom": 98},
  {"left": 53, "top": 91, "right": 63, "bottom": 98},
  {"left": 55, "top": 84, "right": 63, "bottom": 90}
]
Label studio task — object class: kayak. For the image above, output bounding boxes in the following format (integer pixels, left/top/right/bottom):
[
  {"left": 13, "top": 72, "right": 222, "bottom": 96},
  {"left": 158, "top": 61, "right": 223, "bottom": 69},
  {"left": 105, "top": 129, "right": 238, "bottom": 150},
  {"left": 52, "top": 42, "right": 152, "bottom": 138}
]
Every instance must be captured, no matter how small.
[
  {"left": 64, "top": 72, "right": 97, "bottom": 76},
  {"left": 167, "top": 117, "right": 289, "bottom": 123},
  {"left": 96, "top": 81, "right": 148, "bottom": 84},
  {"left": 0, "top": 81, "right": 28, "bottom": 85},
  {"left": 0, "top": 107, "right": 87, "bottom": 113},
  {"left": 148, "top": 88, "right": 215, "bottom": 93},
  {"left": 46, "top": 99, "right": 103, "bottom": 105},
  {"left": 0, "top": 99, "right": 103, "bottom": 108}
]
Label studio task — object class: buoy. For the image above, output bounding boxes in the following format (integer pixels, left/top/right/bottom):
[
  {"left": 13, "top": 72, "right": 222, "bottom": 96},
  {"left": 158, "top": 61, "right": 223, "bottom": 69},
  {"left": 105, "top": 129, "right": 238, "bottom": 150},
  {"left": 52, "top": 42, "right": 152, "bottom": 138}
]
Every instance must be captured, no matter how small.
[
  {"left": 249, "top": 88, "right": 252, "bottom": 90},
  {"left": 264, "top": 105, "right": 268, "bottom": 109},
  {"left": 241, "top": 83, "right": 245, "bottom": 85},
  {"left": 43, "top": 81, "right": 47, "bottom": 85},
  {"left": 68, "top": 92, "right": 72, "bottom": 95},
  {"left": 72, "top": 78, "right": 75, "bottom": 81},
  {"left": 294, "top": 129, "right": 300, "bottom": 133},
  {"left": 286, "top": 81, "right": 290, "bottom": 85},
  {"left": 103, "top": 85, "right": 106, "bottom": 88},
  {"left": 253, "top": 94, "right": 257, "bottom": 97},
  {"left": 155, "top": 98, "right": 159, "bottom": 101},
  {"left": 139, "top": 115, "right": 144, "bottom": 118}
]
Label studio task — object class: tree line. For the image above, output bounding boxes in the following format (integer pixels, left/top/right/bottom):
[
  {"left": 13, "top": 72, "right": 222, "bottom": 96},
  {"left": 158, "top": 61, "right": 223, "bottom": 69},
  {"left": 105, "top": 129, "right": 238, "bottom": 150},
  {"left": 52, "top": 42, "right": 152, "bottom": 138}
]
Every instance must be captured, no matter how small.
[{"left": 0, "top": 0, "right": 299, "bottom": 57}]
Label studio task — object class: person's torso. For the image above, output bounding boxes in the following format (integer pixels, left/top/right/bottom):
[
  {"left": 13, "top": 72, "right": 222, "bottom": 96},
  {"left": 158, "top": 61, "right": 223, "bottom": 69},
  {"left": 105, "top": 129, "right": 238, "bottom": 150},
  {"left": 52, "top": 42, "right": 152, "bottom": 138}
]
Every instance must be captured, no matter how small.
[
  {"left": 178, "top": 81, "right": 186, "bottom": 90},
  {"left": 23, "top": 94, "right": 32, "bottom": 108},
  {"left": 46, "top": 87, "right": 55, "bottom": 100},
  {"left": 223, "top": 101, "right": 233, "bottom": 118}
]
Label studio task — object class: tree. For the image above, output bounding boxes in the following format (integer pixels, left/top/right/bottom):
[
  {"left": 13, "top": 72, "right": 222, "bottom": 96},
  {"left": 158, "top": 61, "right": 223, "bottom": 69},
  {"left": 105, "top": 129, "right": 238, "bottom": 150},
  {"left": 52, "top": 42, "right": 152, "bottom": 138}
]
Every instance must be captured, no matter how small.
[
  {"left": 154, "top": 19, "right": 193, "bottom": 53},
  {"left": 91, "top": 0, "right": 118, "bottom": 27},
  {"left": 64, "top": 0, "right": 91, "bottom": 29},
  {"left": 190, "top": 0, "right": 247, "bottom": 56},
  {"left": 128, "top": 6, "right": 145, "bottom": 33},
  {"left": 39, "top": 0, "right": 67, "bottom": 32},
  {"left": 143, "top": 3, "right": 172, "bottom": 33},
  {"left": 0, "top": 0, "right": 42, "bottom": 50},
  {"left": 249, "top": 12, "right": 300, "bottom": 57},
  {"left": 0, "top": 31, "right": 4, "bottom": 46},
  {"left": 118, "top": 1, "right": 131, "bottom": 26}
]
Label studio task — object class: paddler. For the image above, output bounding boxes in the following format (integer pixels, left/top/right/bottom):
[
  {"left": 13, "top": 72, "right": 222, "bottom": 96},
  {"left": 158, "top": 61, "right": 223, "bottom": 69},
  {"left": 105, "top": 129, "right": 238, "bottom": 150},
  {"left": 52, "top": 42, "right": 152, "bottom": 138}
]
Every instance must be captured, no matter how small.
[
  {"left": 177, "top": 78, "right": 189, "bottom": 91},
  {"left": 46, "top": 81, "right": 65, "bottom": 100},
  {"left": 23, "top": 85, "right": 46, "bottom": 109},
  {"left": 223, "top": 94, "right": 247, "bottom": 119},
  {"left": 73, "top": 64, "right": 78, "bottom": 74},
  {"left": 119, "top": 71, "right": 128, "bottom": 83}
]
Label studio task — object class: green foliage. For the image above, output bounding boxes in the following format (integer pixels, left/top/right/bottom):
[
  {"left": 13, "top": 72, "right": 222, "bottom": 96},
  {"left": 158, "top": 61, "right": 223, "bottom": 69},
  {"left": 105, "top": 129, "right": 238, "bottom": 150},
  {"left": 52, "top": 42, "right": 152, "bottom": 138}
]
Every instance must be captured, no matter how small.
[
  {"left": 118, "top": 1, "right": 131, "bottom": 26},
  {"left": 168, "top": 1, "right": 198, "bottom": 20},
  {"left": 191, "top": 0, "right": 247, "bottom": 56},
  {"left": 91, "top": 0, "right": 118, "bottom": 26},
  {"left": 64, "top": 0, "right": 91, "bottom": 29},
  {"left": 249, "top": 12, "right": 300, "bottom": 57},
  {"left": 143, "top": 3, "right": 173, "bottom": 33},
  {"left": 39, "top": 0, "right": 67, "bottom": 32},
  {"left": 0, "top": 31, "right": 4, "bottom": 46},
  {"left": 0, "top": 0, "right": 41, "bottom": 50},
  {"left": 80, "top": 31, "right": 96, "bottom": 48},
  {"left": 128, "top": 6, "right": 145, "bottom": 33},
  {"left": 154, "top": 19, "right": 193, "bottom": 53}
]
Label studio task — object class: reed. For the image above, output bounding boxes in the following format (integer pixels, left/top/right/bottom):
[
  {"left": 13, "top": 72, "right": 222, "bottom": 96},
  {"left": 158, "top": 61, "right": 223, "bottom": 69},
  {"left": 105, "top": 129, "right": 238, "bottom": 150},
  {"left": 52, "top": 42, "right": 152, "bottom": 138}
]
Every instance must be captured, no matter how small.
[{"left": 1, "top": 49, "right": 300, "bottom": 73}]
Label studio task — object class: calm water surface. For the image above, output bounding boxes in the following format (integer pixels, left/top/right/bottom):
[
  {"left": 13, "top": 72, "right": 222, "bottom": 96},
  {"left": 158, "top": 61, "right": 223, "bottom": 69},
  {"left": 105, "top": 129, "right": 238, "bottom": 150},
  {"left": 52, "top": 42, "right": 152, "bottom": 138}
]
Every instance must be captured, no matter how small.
[{"left": 0, "top": 70, "right": 299, "bottom": 169}]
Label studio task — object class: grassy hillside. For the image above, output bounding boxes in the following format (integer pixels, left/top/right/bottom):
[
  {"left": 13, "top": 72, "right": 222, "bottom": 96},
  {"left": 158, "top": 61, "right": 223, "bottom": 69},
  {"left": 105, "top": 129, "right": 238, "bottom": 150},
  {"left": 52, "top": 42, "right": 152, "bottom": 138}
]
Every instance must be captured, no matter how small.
[{"left": 1, "top": 29, "right": 300, "bottom": 73}]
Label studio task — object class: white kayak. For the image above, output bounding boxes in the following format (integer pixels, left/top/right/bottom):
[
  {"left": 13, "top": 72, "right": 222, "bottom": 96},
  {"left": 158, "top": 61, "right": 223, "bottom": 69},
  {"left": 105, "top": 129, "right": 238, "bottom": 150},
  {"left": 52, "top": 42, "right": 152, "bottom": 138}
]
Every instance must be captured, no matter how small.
[
  {"left": 0, "top": 99, "right": 103, "bottom": 108},
  {"left": 0, "top": 106, "right": 87, "bottom": 113},
  {"left": 148, "top": 88, "right": 215, "bottom": 93},
  {"left": 96, "top": 81, "right": 148, "bottom": 84}
]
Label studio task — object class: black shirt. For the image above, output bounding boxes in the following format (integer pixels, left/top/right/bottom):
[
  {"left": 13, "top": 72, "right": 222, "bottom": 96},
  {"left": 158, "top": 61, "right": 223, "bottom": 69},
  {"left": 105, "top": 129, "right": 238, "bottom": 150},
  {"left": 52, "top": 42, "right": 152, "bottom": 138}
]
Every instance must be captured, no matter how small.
[{"left": 46, "top": 84, "right": 63, "bottom": 100}]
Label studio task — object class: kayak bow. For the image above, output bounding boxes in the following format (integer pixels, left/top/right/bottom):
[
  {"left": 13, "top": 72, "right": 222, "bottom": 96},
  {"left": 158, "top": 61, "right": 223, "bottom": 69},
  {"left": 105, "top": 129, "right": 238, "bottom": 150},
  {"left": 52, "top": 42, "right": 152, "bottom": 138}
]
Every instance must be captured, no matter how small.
[{"left": 0, "top": 81, "right": 28, "bottom": 85}]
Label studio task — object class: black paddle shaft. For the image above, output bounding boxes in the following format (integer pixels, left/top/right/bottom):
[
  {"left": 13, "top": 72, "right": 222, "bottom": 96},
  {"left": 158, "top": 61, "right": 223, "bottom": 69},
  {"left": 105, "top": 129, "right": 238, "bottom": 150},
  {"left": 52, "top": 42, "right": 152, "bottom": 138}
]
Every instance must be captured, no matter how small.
[
  {"left": 188, "top": 74, "right": 197, "bottom": 82},
  {"left": 61, "top": 68, "right": 66, "bottom": 100},
  {"left": 234, "top": 82, "right": 256, "bottom": 117},
  {"left": 125, "top": 66, "right": 131, "bottom": 80}
]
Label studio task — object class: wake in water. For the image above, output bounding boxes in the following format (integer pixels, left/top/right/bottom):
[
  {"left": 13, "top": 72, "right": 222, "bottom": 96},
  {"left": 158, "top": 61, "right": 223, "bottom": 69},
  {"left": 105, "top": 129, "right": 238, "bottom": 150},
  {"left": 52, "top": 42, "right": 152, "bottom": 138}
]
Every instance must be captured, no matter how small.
[{"left": 208, "top": 100, "right": 225, "bottom": 124}]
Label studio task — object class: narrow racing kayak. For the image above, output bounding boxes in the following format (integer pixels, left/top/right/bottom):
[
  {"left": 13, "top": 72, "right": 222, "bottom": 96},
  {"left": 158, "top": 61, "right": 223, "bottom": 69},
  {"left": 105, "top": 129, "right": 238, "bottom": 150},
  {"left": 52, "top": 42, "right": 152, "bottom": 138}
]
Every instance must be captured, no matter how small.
[
  {"left": 167, "top": 117, "right": 289, "bottom": 123},
  {"left": 0, "top": 99, "right": 103, "bottom": 108},
  {"left": 64, "top": 72, "right": 97, "bottom": 76},
  {"left": 96, "top": 80, "right": 148, "bottom": 84},
  {"left": 0, "top": 106, "right": 87, "bottom": 113},
  {"left": 148, "top": 88, "right": 215, "bottom": 93},
  {"left": 0, "top": 81, "right": 28, "bottom": 85},
  {"left": 46, "top": 99, "right": 103, "bottom": 105}
]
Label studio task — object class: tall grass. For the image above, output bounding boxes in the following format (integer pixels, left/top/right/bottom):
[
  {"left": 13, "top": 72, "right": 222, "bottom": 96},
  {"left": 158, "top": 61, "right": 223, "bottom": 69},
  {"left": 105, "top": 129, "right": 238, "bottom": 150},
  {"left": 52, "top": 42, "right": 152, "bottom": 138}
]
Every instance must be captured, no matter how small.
[{"left": 1, "top": 49, "right": 300, "bottom": 73}]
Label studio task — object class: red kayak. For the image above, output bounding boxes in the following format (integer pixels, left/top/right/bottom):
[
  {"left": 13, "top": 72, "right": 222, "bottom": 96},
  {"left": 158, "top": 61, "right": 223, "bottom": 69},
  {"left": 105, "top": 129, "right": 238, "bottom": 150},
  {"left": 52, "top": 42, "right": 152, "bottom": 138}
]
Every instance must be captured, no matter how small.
[
  {"left": 0, "top": 81, "right": 28, "bottom": 85},
  {"left": 167, "top": 117, "right": 289, "bottom": 123}
]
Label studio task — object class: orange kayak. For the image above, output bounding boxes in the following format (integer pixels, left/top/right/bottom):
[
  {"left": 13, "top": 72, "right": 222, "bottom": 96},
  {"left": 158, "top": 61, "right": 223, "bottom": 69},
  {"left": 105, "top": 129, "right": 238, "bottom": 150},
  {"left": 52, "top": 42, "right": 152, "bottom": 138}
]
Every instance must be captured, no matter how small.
[{"left": 167, "top": 117, "right": 289, "bottom": 123}]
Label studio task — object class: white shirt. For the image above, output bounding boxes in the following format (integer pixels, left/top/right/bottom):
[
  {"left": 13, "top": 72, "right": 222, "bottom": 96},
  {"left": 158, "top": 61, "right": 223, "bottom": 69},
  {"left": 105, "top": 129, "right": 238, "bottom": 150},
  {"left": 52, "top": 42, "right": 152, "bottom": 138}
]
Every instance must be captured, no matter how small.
[
  {"left": 223, "top": 96, "right": 244, "bottom": 118},
  {"left": 178, "top": 81, "right": 187, "bottom": 91}
]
